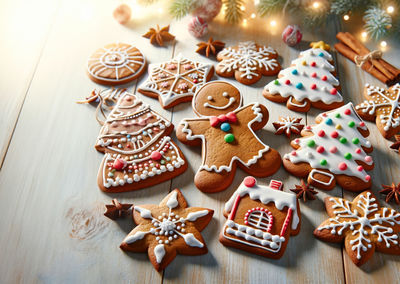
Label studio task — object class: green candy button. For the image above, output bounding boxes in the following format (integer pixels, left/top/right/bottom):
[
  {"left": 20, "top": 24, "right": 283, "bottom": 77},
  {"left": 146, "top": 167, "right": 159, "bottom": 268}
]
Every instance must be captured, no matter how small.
[
  {"left": 340, "top": 137, "right": 347, "bottom": 144},
  {"left": 344, "top": 153, "right": 352, "bottom": 160},
  {"left": 352, "top": 138, "right": 360, "bottom": 144},
  {"left": 320, "top": 159, "right": 327, "bottom": 166},
  {"left": 348, "top": 121, "right": 355, "bottom": 127},
  {"left": 274, "top": 80, "right": 280, "bottom": 85},
  {"left": 224, "top": 133, "right": 235, "bottom": 143},
  {"left": 335, "top": 113, "right": 341, "bottom": 118},
  {"left": 307, "top": 140, "right": 316, "bottom": 147}
]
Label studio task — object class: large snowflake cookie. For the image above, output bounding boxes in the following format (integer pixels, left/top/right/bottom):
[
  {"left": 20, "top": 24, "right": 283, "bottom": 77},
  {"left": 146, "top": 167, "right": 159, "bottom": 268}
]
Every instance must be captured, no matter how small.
[
  {"left": 176, "top": 81, "right": 281, "bottom": 193},
  {"left": 314, "top": 191, "right": 400, "bottom": 266},
  {"left": 87, "top": 43, "right": 146, "bottom": 85},
  {"left": 263, "top": 41, "right": 343, "bottom": 112},
  {"left": 138, "top": 54, "right": 214, "bottom": 109},
  {"left": 356, "top": 83, "right": 400, "bottom": 139},
  {"left": 220, "top": 177, "right": 301, "bottom": 259},
  {"left": 216, "top": 41, "right": 281, "bottom": 85},
  {"left": 120, "top": 189, "right": 214, "bottom": 271},
  {"left": 283, "top": 103, "right": 374, "bottom": 192},
  {"left": 95, "top": 90, "right": 187, "bottom": 193}
]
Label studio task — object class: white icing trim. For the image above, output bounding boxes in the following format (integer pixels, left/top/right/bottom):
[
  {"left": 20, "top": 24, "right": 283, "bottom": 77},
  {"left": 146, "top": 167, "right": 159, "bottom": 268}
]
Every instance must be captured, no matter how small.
[
  {"left": 134, "top": 206, "right": 153, "bottom": 219},
  {"left": 288, "top": 96, "right": 308, "bottom": 108},
  {"left": 309, "top": 169, "right": 335, "bottom": 186},
  {"left": 166, "top": 191, "right": 179, "bottom": 209},
  {"left": 182, "top": 233, "right": 204, "bottom": 247},
  {"left": 124, "top": 231, "right": 147, "bottom": 244},
  {"left": 204, "top": 97, "right": 236, "bottom": 110},
  {"left": 154, "top": 244, "right": 165, "bottom": 263},
  {"left": 185, "top": 210, "right": 209, "bottom": 221}
]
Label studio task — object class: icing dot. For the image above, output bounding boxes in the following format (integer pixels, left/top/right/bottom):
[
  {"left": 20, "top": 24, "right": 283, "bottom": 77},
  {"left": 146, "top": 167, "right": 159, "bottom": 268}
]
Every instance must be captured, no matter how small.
[
  {"left": 223, "top": 92, "right": 229, "bottom": 97},
  {"left": 329, "top": 146, "right": 337, "bottom": 153},
  {"left": 331, "top": 131, "right": 339, "bottom": 138},
  {"left": 311, "top": 61, "right": 316, "bottom": 67},
  {"left": 357, "top": 165, "right": 364, "bottom": 171},
  {"left": 317, "top": 146, "right": 325, "bottom": 153},
  {"left": 320, "top": 159, "right": 327, "bottom": 166},
  {"left": 207, "top": 96, "right": 213, "bottom": 100},
  {"left": 307, "top": 140, "right": 316, "bottom": 147},
  {"left": 344, "top": 153, "right": 352, "bottom": 160},
  {"left": 335, "top": 124, "right": 342, "bottom": 130},
  {"left": 244, "top": 176, "right": 256, "bottom": 187},
  {"left": 335, "top": 113, "right": 341, "bottom": 118},
  {"left": 311, "top": 83, "right": 317, "bottom": 90},
  {"left": 151, "top": 151, "right": 162, "bottom": 161},
  {"left": 321, "top": 75, "right": 327, "bottom": 81},
  {"left": 359, "top": 121, "right": 365, "bottom": 127},
  {"left": 340, "top": 137, "right": 347, "bottom": 144},
  {"left": 355, "top": 148, "right": 361, "bottom": 154},
  {"left": 338, "top": 162, "right": 348, "bottom": 171},
  {"left": 274, "top": 80, "right": 280, "bottom": 85},
  {"left": 365, "top": 156, "right": 372, "bottom": 162},
  {"left": 352, "top": 138, "right": 360, "bottom": 144},
  {"left": 348, "top": 121, "right": 355, "bottom": 128},
  {"left": 221, "top": 122, "right": 231, "bottom": 132},
  {"left": 285, "top": 79, "right": 291, "bottom": 85},
  {"left": 311, "top": 72, "right": 317, "bottom": 77},
  {"left": 365, "top": 175, "right": 371, "bottom": 181},
  {"left": 224, "top": 133, "right": 235, "bottom": 143},
  {"left": 330, "top": 88, "right": 337, "bottom": 95},
  {"left": 325, "top": 118, "right": 333, "bottom": 125},
  {"left": 296, "top": 82, "right": 303, "bottom": 89},
  {"left": 292, "top": 69, "right": 298, "bottom": 75},
  {"left": 344, "top": 109, "right": 351, "bottom": 115},
  {"left": 302, "top": 60, "right": 307, "bottom": 66},
  {"left": 318, "top": 130, "right": 325, "bottom": 137}
]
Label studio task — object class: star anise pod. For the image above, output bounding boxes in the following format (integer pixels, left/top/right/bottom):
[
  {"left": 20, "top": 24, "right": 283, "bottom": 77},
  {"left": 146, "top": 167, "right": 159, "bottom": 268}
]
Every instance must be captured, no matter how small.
[
  {"left": 290, "top": 179, "right": 318, "bottom": 202},
  {"left": 104, "top": 199, "right": 132, "bottom": 220},
  {"left": 196, "top": 37, "right": 225, "bottom": 57},
  {"left": 143, "top": 25, "right": 175, "bottom": 47},
  {"left": 380, "top": 183, "right": 400, "bottom": 204},
  {"left": 390, "top": 135, "right": 400, "bottom": 151}
]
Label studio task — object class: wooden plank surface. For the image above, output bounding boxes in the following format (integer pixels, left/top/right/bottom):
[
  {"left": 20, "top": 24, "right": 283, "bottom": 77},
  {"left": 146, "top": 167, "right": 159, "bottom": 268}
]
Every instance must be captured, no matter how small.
[{"left": 0, "top": 0, "right": 399, "bottom": 283}]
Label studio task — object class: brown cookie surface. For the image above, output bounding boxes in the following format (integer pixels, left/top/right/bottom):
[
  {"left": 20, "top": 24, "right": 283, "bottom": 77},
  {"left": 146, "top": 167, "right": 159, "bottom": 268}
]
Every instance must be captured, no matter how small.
[{"left": 87, "top": 43, "right": 146, "bottom": 85}]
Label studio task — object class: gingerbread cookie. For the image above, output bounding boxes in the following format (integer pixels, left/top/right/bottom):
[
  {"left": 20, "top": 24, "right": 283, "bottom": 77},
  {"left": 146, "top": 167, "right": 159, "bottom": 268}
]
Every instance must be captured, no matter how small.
[
  {"left": 314, "top": 191, "right": 400, "bottom": 266},
  {"left": 220, "top": 177, "right": 301, "bottom": 259},
  {"left": 283, "top": 103, "right": 374, "bottom": 192},
  {"left": 120, "top": 189, "right": 213, "bottom": 271},
  {"left": 263, "top": 41, "right": 343, "bottom": 112},
  {"left": 87, "top": 43, "right": 146, "bottom": 85},
  {"left": 138, "top": 54, "right": 214, "bottom": 109},
  {"left": 95, "top": 91, "right": 187, "bottom": 193},
  {"left": 355, "top": 83, "right": 400, "bottom": 139},
  {"left": 176, "top": 81, "right": 281, "bottom": 193},
  {"left": 216, "top": 41, "right": 281, "bottom": 85},
  {"left": 273, "top": 116, "right": 304, "bottom": 137}
]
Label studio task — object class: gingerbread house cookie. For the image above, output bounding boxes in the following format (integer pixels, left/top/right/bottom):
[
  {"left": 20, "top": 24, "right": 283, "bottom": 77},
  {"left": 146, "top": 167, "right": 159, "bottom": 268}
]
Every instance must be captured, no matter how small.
[{"left": 220, "top": 177, "right": 301, "bottom": 259}]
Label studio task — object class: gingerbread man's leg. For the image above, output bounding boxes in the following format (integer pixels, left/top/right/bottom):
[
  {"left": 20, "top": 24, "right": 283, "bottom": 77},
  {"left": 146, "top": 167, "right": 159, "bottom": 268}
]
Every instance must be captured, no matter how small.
[
  {"left": 194, "top": 169, "right": 236, "bottom": 193},
  {"left": 240, "top": 148, "right": 282, "bottom": 177}
]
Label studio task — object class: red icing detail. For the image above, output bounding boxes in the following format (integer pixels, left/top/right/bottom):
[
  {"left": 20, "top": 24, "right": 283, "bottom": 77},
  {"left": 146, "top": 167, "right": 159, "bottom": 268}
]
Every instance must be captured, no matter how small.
[
  {"left": 246, "top": 207, "right": 274, "bottom": 233},
  {"left": 330, "top": 88, "right": 337, "bottom": 95},
  {"left": 311, "top": 62, "right": 316, "bottom": 67},
  {"left": 244, "top": 176, "right": 257, "bottom": 187},
  {"left": 311, "top": 83, "right": 317, "bottom": 90},
  {"left": 193, "top": 79, "right": 198, "bottom": 83},
  {"left": 355, "top": 148, "right": 361, "bottom": 154},
  {"left": 329, "top": 146, "right": 337, "bottom": 153},
  {"left": 269, "top": 180, "right": 283, "bottom": 191},
  {"left": 365, "top": 175, "right": 371, "bottom": 181},
  {"left": 311, "top": 72, "right": 317, "bottom": 78},
  {"left": 321, "top": 75, "right": 327, "bottom": 81},
  {"left": 344, "top": 109, "right": 351, "bottom": 115},
  {"left": 210, "top": 116, "right": 219, "bottom": 127},
  {"left": 295, "top": 138, "right": 300, "bottom": 144},
  {"left": 218, "top": 114, "right": 227, "bottom": 122},
  {"left": 357, "top": 165, "right": 364, "bottom": 171},
  {"left": 365, "top": 156, "right": 372, "bottom": 162},
  {"left": 322, "top": 113, "right": 327, "bottom": 117},
  {"left": 338, "top": 162, "right": 347, "bottom": 171},
  {"left": 330, "top": 131, "right": 339, "bottom": 138},
  {"left": 113, "top": 158, "right": 127, "bottom": 170},
  {"left": 359, "top": 121, "right": 365, "bottom": 127},
  {"left": 318, "top": 130, "right": 325, "bottom": 137},
  {"left": 150, "top": 151, "right": 162, "bottom": 161},
  {"left": 226, "top": 112, "right": 238, "bottom": 123},
  {"left": 317, "top": 146, "right": 325, "bottom": 153},
  {"left": 280, "top": 208, "right": 293, "bottom": 236},
  {"left": 291, "top": 150, "right": 297, "bottom": 156},
  {"left": 285, "top": 79, "right": 291, "bottom": 85}
]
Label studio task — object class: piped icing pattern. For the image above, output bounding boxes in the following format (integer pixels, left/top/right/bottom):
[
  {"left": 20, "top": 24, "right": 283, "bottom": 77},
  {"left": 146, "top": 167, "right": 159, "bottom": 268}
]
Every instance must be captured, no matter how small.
[
  {"left": 284, "top": 103, "right": 373, "bottom": 182},
  {"left": 265, "top": 47, "right": 343, "bottom": 105}
]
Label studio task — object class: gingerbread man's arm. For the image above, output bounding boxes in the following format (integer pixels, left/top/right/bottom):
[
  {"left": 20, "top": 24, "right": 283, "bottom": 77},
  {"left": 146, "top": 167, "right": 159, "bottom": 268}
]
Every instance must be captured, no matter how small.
[
  {"left": 235, "top": 103, "right": 269, "bottom": 131},
  {"left": 176, "top": 118, "right": 210, "bottom": 146}
]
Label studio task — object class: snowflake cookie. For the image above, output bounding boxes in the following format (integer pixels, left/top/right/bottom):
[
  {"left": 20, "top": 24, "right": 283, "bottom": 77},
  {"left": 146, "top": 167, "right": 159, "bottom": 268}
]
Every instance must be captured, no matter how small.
[
  {"left": 138, "top": 54, "right": 214, "bottom": 109},
  {"left": 356, "top": 83, "right": 400, "bottom": 139},
  {"left": 273, "top": 116, "right": 304, "bottom": 137},
  {"left": 120, "top": 189, "right": 213, "bottom": 271},
  {"left": 216, "top": 41, "right": 281, "bottom": 85},
  {"left": 314, "top": 191, "right": 400, "bottom": 266}
]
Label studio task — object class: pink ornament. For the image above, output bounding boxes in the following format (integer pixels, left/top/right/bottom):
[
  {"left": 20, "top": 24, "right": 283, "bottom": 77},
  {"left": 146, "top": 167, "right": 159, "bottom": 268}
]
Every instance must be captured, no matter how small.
[
  {"left": 191, "top": 0, "right": 222, "bottom": 21},
  {"left": 244, "top": 176, "right": 256, "bottom": 187},
  {"left": 281, "top": 24, "right": 302, "bottom": 47},
  {"left": 113, "top": 4, "right": 131, "bottom": 25},
  {"left": 188, "top": 16, "right": 208, "bottom": 38}
]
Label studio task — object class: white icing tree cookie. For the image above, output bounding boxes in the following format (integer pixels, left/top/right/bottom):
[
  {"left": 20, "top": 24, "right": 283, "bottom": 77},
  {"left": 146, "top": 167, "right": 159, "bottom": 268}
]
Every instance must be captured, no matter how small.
[
  {"left": 264, "top": 41, "right": 344, "bottom": 112},
  {"left": 95, "top": 91, "right": 187, "bottom": 192},
  {"left": 283, "top": 103, "right": 374, "bottom": 192}
]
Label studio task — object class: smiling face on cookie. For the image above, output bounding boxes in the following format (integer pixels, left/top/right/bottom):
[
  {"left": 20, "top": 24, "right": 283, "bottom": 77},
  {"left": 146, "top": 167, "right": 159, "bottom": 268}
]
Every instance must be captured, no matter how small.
[{"left": 193, "top": 81, "right": 243, "bottom": 116}]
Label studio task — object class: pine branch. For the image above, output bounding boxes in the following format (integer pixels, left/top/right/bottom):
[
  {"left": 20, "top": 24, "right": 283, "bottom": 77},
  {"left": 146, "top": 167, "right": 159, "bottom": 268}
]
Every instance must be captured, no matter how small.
[
  {"left": 257, "top": 0, "right": 287, "bottom": 17},
  {"left": 169, "top": 0, "right": 197, "bottom": 19},
  {"left": 330, "top": 0, "right": 375, "bottom": 15},
  {"left": 223, "top": 0, "right": 244, "bottom": 24},
  {"left": 363, "top": 6, "right": 392, "bottom": 40}
]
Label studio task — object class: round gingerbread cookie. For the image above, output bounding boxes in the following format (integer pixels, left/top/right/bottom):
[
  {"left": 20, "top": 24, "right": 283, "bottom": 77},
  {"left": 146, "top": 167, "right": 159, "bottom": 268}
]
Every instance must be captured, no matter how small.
[{"left": 87, "top": 43, "right": 146, "bottom": 85}]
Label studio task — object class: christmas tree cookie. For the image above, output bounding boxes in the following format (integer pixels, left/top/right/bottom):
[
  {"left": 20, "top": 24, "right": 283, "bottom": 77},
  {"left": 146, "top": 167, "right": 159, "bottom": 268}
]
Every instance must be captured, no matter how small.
[
  {"left": 263, "top": 41, "right": 344, "bottom": 112},
  {"left": 283, "top": 103, "right": 374, "bottom": 192},
  {"left": 176, "top": 81, "right": 281, "bottom": 193},
  {"left": 95, "top": 91, "right": 187, "bottom": 193}
]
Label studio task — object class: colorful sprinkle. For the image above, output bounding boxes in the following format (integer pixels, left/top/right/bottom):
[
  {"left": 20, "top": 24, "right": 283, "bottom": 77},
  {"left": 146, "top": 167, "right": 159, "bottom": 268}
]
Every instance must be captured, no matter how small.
[
  {"left": 359, "top": 121, "right": 365, "bottom": 127},
  {"left": 296, "top": 82, "right": 303, "bottom": 89},
  {"left": 340, "top": 137, "right": 347, "bottom": 144},
  {"left": 329, "top": 146, "right": 337, "bottom": 153},
  {"left": 338, "top": 162, "right": 347, "bottom": 171},
  {"left": 355, "top": 148, "right": 361, "bottom": 154},
  {"left": 365, "top": 175, "right": 371, "bottom": 181},
  {"left": 274, "top": 80, "right": 280, "bottom": 85},
  {"left": 365, "top": 156, "right": 372, "bottom": 163},
  {"left": 221, "top": 122, "right": 231, "bottom": 132},
  {"left": 317, "top": 146, "right": 325, "bottom": 153},
  {"left": 224, "top": 133, "right": 235, "bottom": 143},
  {"left": 321, "top": 75, "right": 327, "bottom": 81},
  {"left": 318, "top": 130, "right": 325, "bottom": 137},
  {"left": 318, "top": 52, "right": 324, "bottom": 57},
  {"left": 325, "top": 118, "right": 333, "bottom": 125},
  {"left": 330, "top": 131, "right": 339, "bottom": 138},
  {"left": 330, "top": 88, "right": 337, "bottom": 95},
  {"left": 292, "top": 69, "right": 298, "bottom": 75},
  {"left": 320, "top": 159, "right": 327, "bottom": 165},
  {"left": 344, "top": 109, "right": 351, "bottom": 115},
  {"left": 302, "top": 60, "right": 307, "bottom": 66},
  {"left": 285, "top": 79, "right": 291, "bottom": 85},
  {"left": 311, "top": 61, "right": 316, "bottom": 67},
  {"left": 335, "top": 113, "right": 341, "bottom": 118},
  {"left": 311, "top": 72, "right": 317, "bottom": 78},
  {"left": 357, "top": 165, "right": 364, "bottom": 171},
  {"left": 352, "top": 138, "right": 360, "bottom": 144},
  {"left": 311, "top": 83, "right": 317, "bottom": 90},
  {"left": 348, "top": 121, "right": 355, "bottom": 127},
  {"left": 307, "top": 140, "right": 316, "bottom": 147},
  {"left": 244, "top": 176, "right": 256, "bottom": 187},
  {"left": 344, "top": 153, "right": 352, "bottom": 160},
  {"left": 335, "top": 124, "right": 342, "bottom": 130}
]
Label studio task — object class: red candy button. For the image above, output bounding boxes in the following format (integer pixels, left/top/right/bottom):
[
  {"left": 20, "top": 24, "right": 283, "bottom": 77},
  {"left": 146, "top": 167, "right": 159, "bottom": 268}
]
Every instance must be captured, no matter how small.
[
  {"left": 311, "top": 83, "right": 317, "bottom": 90},
  {"left": 285, "top": 79, "right": 291, "bottom": 85},
  {"left": 311, "top": 72, "right": 317, "bottom": 78},
  {"left": 150, "top": 151, "right": 162, "bottom": 161},
  {"left": 330, "top": 88, "right": 337, "bottom": 95},
  {"left": 244, "top": 176, "right": 256, "bottom": 187},
  {"left": 321, "top": 75, "right": 327, "bottom": 81},
  {"left": 317, "top": 146, "right": 325, "bottom": 153},
  {"left": 318, "top": 130, "right": 325, "bottom": 137},
  {"left": 113, "top": 158, "right": 127, "bottom": 170},
  {"left": 329, "top": 146, "right": 337, "bottom": 153},
  {"left": 359, "top": 121, "right": 365, "bottom": 127},
  {"left": 311, "top": 62, "right": 316, "bottom": 67},
  {"left": 338, "top": 162, "right": 347, "bottom": 171},
  {"left": 357, "top": 165, "right": 364, "bottom": 171},
  {"left": 344, "top": 109, "right": 351, "bottom": 115},
  {"left": 331, "top": 131, "right": 339, "bottom": 138}
]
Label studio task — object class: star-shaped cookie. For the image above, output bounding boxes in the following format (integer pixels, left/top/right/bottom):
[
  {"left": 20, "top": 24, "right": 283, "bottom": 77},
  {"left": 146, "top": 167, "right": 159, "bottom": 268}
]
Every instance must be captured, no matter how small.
[
  {"left": 138, "top": 54, "right": 214, "bottom": 109},
  {"left": 356, "top": 83, "right": 400, "bottom": 138},
  {"left": 314, "top": 191, "right": 400, "bottom": 266},
  {"left": 120, "top": 189, "right": 213, "bottom": 271}
]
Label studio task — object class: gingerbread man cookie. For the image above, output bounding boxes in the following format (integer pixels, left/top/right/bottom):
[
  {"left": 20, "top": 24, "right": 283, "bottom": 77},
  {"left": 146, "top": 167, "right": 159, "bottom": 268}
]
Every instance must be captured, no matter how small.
[
  {"left": 356, "top": 83, "right": 400, "bottom": 139},
  {"left": 220, "top": 177, "right": 301, "bottom": 259},
  {"left": 283, "top": 103, "right": 374, "bottom": 192},
  {"left": 120, "top": 189, "right": 213, "bottom": 271},
  {"left": 176, "top": 81, "right": 281, "bottom": 193},
  {"left": 138, "top": 54, "right": 214, "bottom": 109},
  {"left": 216, "top": 41, "right": 281, "bottom": 85},
  {"left": 87, "top": 43, "right": 146, "bottom": 85},
  {"left": 314, "top": 191, "right": 400, "bottom": 266},
  {"left": 263, "top": 41, "right": 343, "bottom": 112}
]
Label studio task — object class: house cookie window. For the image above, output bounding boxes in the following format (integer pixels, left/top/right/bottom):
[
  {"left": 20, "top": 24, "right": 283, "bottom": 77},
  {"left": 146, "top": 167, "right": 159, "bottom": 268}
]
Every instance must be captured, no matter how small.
[{"left": 244, "top": 207, "right": 273, "bottom": 232}]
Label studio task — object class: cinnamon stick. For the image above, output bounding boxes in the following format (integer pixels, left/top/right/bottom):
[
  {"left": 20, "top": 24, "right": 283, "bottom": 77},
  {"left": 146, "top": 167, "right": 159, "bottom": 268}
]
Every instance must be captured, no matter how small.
[{"left": 334, "top": 42, "right": 390, "bottom": 84}]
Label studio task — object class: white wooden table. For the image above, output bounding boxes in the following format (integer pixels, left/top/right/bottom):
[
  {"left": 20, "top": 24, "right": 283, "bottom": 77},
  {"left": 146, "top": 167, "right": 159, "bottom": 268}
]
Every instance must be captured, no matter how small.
[{"left": 1, "top": 0, "right": 400, "bottom": 283}]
